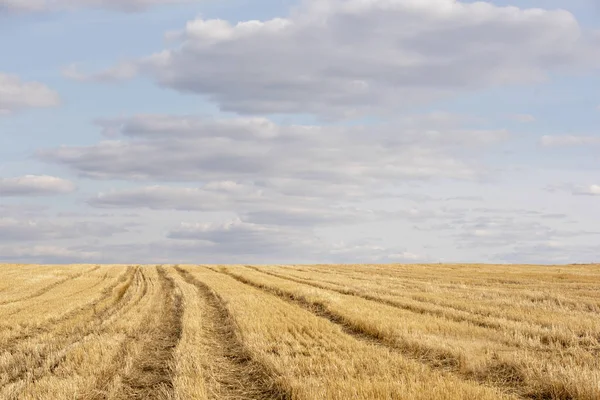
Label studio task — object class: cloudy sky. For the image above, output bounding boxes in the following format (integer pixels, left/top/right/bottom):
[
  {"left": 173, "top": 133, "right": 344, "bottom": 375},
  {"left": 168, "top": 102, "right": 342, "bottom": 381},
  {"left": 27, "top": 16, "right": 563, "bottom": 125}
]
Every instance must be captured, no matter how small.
[{"left": 1, "top": 0, "right": 599, "bottom": 264}]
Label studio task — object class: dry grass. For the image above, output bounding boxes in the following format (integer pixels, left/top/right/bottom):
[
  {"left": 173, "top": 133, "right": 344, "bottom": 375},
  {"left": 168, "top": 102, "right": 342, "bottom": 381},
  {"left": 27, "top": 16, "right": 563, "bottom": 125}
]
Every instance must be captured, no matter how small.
[{"left": 1, "top": 263, "right": 599, "bottom": 399}]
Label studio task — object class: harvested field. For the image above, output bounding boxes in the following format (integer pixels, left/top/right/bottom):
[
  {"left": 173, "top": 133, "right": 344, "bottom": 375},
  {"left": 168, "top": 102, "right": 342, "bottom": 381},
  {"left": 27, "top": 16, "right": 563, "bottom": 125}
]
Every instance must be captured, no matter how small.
[{"left": 1, "top": 263, "right": 599, "bottom": 399}]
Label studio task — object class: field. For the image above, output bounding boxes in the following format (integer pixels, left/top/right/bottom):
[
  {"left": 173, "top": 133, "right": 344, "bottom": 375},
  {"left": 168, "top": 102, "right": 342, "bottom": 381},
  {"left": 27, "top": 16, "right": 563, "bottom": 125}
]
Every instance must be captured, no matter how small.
[{"left": 1, "top": 264, "right": 599, "bottom": 400}]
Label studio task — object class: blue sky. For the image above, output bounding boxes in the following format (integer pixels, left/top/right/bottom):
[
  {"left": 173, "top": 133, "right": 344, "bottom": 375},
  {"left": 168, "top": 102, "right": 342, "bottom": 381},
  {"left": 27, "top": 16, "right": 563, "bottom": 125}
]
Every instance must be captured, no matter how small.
[{"left": 1, "top": 0, "right": 599, "bottom": 264}]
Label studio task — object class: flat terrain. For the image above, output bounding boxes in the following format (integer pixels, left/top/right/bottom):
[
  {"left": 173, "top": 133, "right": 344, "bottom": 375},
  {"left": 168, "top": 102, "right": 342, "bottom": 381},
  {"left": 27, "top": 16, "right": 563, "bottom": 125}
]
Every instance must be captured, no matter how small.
[{"left": 1, "top": 264, "right": 599, "bottom": 400}]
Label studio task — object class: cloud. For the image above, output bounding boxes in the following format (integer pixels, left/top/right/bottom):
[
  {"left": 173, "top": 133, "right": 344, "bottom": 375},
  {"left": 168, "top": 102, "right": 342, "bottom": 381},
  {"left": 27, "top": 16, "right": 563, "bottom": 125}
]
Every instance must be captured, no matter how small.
[
  {"left": 0, "top": 175, "right": 75, "bottom": 196},
  {"left": 240, "top": 206, "right": 382, "bottom": 227},
  {"left": 387, "top": 252, "right": 423, "bottom": 261},
  {"left": 49, "top": 218, "right": 424, "bottom": 264},
  {"left": 0, "top": 217, "right": 129, "bottom": 242},
  {"left": 494, "top": 242, "right": 600, "bottom": 264},
  {"left": 546, "top": 183, "right": 600, "bottom": 196},
  {"left": 0, "top": 245, "right": 100, "bottom": 263},
  {"left": 1, "top": 0, "right": 198, "bottom": 12},
  {"left": 88, "top": 183, "right": 264, "bottom": 211},
  {"left": 40, "top": 114, "right": 505, "bottom": 192},
  {"left": 540, "top": 135, "right": 600, "bottom": 147},
  {"left": 0, "top": 73, "right": 59, "bottom": 114},
  {"left": 166, "top": 217, "right": 425, "bottom": 261},
  {"left": 0, "top": 204, "right": 49, "bottom": 218},
  {"left": 573, "top": 184, "right": 600, "bottom": 196},
  {"left": 87, "top": 182, "right": 411, "bottom": 227},
  {"left": 37, "top": 112, "right": 511, "bottom": 263},
  {"left": 166, "top": 218, "right": 334, "bottom": 260},
  {"left": 169, "top": 218, "right": 282, "bottom": 241},
  {"left": 423, "top": 206, "right": 599, "bottom": 252},
  {"left": 69, "top": 0, "right": 600, "bottom": 117}
]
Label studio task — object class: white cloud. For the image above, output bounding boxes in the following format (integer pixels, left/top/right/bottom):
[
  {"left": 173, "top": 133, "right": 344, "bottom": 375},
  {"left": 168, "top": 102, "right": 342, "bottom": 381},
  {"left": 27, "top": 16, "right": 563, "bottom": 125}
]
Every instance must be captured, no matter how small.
[
  {"left": 87, "top": 183, "right": 394, "bottom": 227},
  {"left": 573, "top": 184, "right": 600, "bottom": 196},
  {"left": 88, "top": 184, "right": 263, "bottom": 211},
  {"left": 546, "top": 182, "right": 600, "bottom": 197},
  {"left": 0, "top": 217, "right": 129, "bottom": 241},
  {"left": 0, "top": 175, "right": 75, "bottom": 196},
  {"left": 166, "top": 218, "right": 322, "bottom": 257},
  {"left": 387, "top": 252, "right": 423, "bottom": 261},
  {"left": 0, "top": 73, "right": 59, "bottom": 114},
  {"left": 541, "top": 135, "right": 600, "bottom": 147},
  {"left": 40, "top": 114, "right": 505, "bottom": 189},
  {"left": 69, "top": 0, "right": 600, "bottom": 117},
  {"left": 168, "top": 218, "right": 274, "bottom": 241},
  {"left": 1, "top": 0, "right": 198, "bottom": 12}
]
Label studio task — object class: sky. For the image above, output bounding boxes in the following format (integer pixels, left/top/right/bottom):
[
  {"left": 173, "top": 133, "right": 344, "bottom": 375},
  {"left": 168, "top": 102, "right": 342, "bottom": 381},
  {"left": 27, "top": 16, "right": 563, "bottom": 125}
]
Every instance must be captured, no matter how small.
[{"left": 0, "top": 0, "right": 599, "bottom": 265}]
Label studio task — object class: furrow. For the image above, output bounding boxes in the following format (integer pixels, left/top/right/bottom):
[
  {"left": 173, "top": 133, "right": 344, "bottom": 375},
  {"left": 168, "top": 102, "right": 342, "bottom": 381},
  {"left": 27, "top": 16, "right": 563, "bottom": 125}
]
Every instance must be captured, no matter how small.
[
  {"left": 113, "top": 266, "right": 184, "bottom": 400},
  {"left": 218, "top": 267, "right": 541, "bottom": 400},
  {"left": 175, "top": 266, "right": 291, "bottom": 400},
  {"left": 0, "top": 267, "right": 139, "bottom": 392},
  {"left": 251, "top": 266, "right": 597, "bottom": 349},
  {"left": 0, "top": 266, "right": 135, "bottom": 351}
]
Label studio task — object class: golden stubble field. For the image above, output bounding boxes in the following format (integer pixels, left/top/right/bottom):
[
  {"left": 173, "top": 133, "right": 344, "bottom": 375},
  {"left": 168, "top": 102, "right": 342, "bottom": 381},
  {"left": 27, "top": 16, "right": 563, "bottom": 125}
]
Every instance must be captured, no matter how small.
[{"left": 0, "top": 264, "right": 599, "bottom": 400}]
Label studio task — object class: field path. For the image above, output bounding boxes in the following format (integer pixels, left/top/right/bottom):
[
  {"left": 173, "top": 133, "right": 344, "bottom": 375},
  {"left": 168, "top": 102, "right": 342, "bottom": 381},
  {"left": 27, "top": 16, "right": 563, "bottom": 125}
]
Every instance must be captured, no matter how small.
[
  {"left": 217, "top": 267, "right": 533, "bottom": 399},
  {"left": 246, "top": 266, "right": 585, "bottom": 347},
  {"left": 113, "top": 266, "right": 184, "bottom": 400},
  {"left": 175, "top": 266, "right": 290, "bottom": 400}
]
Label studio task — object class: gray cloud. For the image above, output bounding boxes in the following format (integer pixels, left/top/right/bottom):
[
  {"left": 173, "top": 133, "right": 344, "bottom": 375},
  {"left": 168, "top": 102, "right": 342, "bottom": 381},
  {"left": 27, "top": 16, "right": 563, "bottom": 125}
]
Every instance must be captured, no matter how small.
[
  {"left": 0, "top": 245, "right": 100, "bottom": 264},
  {"left": 0, "top": 175, "right": 75, "bottom": 196},
  {"left": 240, "top": 207, "right": 380, "bottom": 227},
  {"left": 494, "top": 242, "right": 600, "bottom": 264},
  {"left": 87, "top": 182, "right": 414, "bottom": 227},
  {"left": 0, "top": 204, "right": 49, "bottom": 218},
  {"left": 26, "top": 219, "right": 424, "bottom": 264},
  {"left": 88, "top": 183, "right": 265, "bottom": 211},
  {"left": 0, "top": 73, "right": 59, "bottom": 115},
  {"left": 69, "top": 0, "right": 599, "bottom": 117},
  {"left": 40, "top": 114, "right": 504, "bottom": 189},
  {"left": 166, "top": 218, "right": 309, "bottom": 254},
  {"left": 422, "top": 207, "right": 599, "bottom": 252},
  {"left": 0, "top": 217, "right": 129, "bottom": 242}
]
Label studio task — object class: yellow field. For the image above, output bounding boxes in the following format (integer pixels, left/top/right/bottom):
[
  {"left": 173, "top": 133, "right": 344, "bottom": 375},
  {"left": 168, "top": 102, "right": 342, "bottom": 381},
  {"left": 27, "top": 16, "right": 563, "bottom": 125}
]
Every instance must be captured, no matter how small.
[{"left": 1, "top": 264, "right": 599, "bottom": 400}]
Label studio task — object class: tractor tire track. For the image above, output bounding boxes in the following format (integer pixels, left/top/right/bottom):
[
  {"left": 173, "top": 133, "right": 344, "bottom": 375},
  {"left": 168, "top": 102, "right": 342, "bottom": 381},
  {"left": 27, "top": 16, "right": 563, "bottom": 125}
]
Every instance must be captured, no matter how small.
[
  {"left": 175, "top": 266, "right": 291, "bottom": 400},
  {"left": 247, "top": 267, "right": 589, "bottom": 349},
  {"left": 217, "top": 267, "right": 538, "bottom": 400},
  {"left": 113, "top": 266, "right": 183, "bottom": 400},
  {"left": 0, "top": 266, "right": 135, "bottom": 350},
  {"left": 0, "top": 267, "right": 139, "bottom": 391}
]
